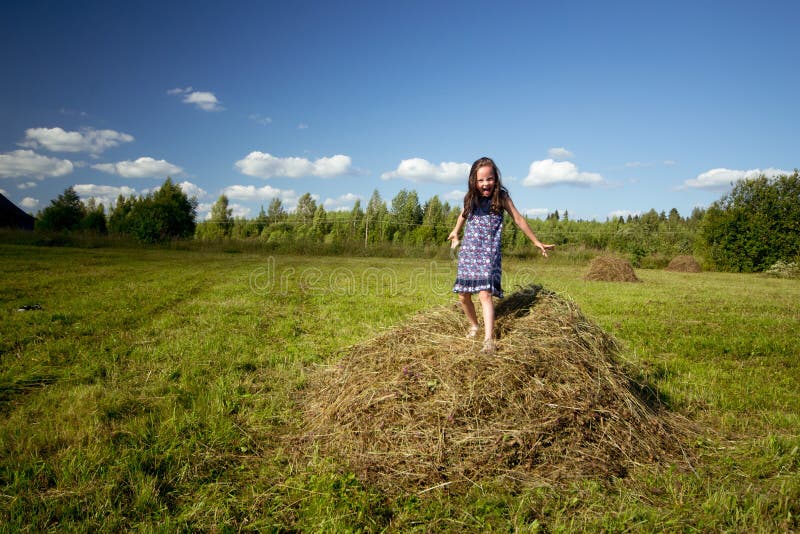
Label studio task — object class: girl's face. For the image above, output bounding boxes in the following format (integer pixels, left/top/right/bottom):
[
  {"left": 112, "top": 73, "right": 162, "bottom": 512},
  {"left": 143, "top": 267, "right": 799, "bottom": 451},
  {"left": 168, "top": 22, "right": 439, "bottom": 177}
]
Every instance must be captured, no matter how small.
[{"left": 476, "top": 165, "right": 496, "bottom": 197}]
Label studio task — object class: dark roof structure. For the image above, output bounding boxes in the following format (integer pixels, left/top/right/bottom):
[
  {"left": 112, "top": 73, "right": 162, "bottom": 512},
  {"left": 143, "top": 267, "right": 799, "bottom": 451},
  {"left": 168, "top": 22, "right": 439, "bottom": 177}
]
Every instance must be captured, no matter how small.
[{"left": 0, "top": 192, "right": 35, "bottom": 230}]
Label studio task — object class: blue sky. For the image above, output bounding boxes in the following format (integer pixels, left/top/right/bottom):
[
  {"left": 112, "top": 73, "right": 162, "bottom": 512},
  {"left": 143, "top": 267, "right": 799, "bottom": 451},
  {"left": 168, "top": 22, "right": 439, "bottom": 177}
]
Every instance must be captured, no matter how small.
[{"left": 1, "top": 0, "right": 798, "bottom": 222}]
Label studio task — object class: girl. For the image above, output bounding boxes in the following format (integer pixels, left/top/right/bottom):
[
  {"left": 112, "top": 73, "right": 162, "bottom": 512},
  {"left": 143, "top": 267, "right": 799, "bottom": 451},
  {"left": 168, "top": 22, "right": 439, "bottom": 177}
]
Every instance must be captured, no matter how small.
[{"left": 447, "top": 157, "right": 554, "bottom": 353}]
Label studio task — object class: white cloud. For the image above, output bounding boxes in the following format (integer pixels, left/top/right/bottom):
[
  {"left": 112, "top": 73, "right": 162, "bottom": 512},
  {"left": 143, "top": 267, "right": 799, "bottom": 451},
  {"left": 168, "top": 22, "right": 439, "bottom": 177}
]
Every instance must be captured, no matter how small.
[
  {"left": 178, "top": 181, "right": 207, "bottom": 199},
  {"left": 0, "top": 150, "right": 74, "bottom": 179},
  {"left": 223, "top": 184, "right": 284, "bottom": 200},
  {"left": 17, "top": 181, "right": 37, "bottom": 190},
  {"left": 608, "top": 209, "right": 640, "bottom": 220},
  {"left": 548, "top": 147, "right": 574, "bottom": 160},
  {"left": 167, "top": 86, "right": 192, "bottom": 95},
  {"left": 21, "top": 127, "right": 134, "bottom": 154},
  {"left": 235, "top": 152, "right": 352, "bottom": 179},
  {"left": 249, "top": 113, "right": 272, "bottom": 125},
  {"left": 523, "top": 207, "right": 550, "bottom": 219},
  {"left": 381, "top": 158, "right": 470, "bottom": 184},
  {"left": 196, "top": 203, "right": 211, "bottom": 218},
  {"left": 184, "top": 91, "right": 223, "bottom": 111},
  {"left": 168, "top": 87, "right": 223, "bottom": 111},
  {"left": 202, "top": 203, "right": 251, "bottom": 220},
  {"left": 443, "top": 189, "right": 466, "bottom": 203},
  {"left": 680, "top": 167, "right": 791, "bottom": 191},
  {"left": 522, "top": 159, "right": 604, "bottom": 187},
  {"left": 313, "top": 155, "right": 352, "bottom": 177},
  {"left": 222, "top": 185, "right": 301, "bottom": 211},
  {"left": 20, "top": 197, "right": 39, "bottom": 209},
  {"left": 73, "top": 184, "right": 138, "bottom": 207},
  {"left": 92, "top": 157, "right": 183, "bottom": 178},
  {"left": 297, "top": 123, "right": 309, "bottom": 130},
  {"left": 230, "top": 204, "right": 251, "bottom": 219},
  {"left": 324, "top": 193, "right": 362, "bottom": 211}
]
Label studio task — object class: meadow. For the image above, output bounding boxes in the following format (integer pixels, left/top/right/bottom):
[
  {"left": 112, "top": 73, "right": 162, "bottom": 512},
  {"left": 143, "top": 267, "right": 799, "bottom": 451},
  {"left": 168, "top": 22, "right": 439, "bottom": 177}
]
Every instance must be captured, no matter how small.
[{"left": 1, "top": 244, "right": 798, "bottom": 532}]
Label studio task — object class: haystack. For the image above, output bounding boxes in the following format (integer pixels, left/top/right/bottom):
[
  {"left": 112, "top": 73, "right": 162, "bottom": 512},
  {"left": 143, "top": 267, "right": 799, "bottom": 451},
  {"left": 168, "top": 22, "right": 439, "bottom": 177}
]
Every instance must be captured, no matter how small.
[
  {"left": 583, "top": 256, "right": 641, "bottom": 282},
  {"left": 296, "top": 286, "right": 692, "bottom": 494},
  {"left": 665, "top": 255, "right": 702, "bottom": 272}
]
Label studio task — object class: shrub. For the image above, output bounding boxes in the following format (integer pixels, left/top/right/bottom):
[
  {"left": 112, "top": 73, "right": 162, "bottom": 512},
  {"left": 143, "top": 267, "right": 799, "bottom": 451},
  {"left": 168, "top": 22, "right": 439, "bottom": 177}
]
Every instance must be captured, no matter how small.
[
  {"left": 699, "top": 171, "right": 800, "bottom": 272},
  {"left": 764, "top": 260, "right": 800, "bottom": 279}
]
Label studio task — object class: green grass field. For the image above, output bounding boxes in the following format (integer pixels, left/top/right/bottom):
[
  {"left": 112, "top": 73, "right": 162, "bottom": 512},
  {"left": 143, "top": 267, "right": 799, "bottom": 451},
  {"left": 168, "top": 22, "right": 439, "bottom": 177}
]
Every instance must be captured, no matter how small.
[{"left": 1, "top": 244, "right": 799, "bottom": 532}]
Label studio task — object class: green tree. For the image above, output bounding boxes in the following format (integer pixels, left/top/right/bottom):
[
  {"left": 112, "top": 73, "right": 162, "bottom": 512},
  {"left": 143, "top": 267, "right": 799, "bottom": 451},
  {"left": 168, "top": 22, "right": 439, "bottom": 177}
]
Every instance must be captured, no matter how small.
[
  {"left": 689, "top": 207, "right": 705, "bottom": 225},
  {"left": 267, "top": 197, "right": 287, "bottom": 224},
  {"left": 364, "top": 189, "right": 388, "bottom": 244},
  {"left": 640, "top": 208, "right": 659, "bottom": 231},
  {"left": 295, "top": 193, "right": 317, "bottom": 226},
  {"left": 349, "top": 199, "right": 364, "bottom": 240},
  {"left": 232, "top": 217, "right": 259, "bottom": 238},
  {"left": 209, "top": 195, "right": 233, "bottom": 237},
  {"left": 154, "top": 177, "right": 197, "bottom": 238},
  {"left": 36, "top": 186, "right": 86, "bottom": 232},
  {"left": 310, "top": 204, "right": 328, "bottom": 238},
  {"left": 699, "top": 171, "right": 800, "bottom": 272},
  {"left": 389, "top": 189, "right": 422, "bottom": 242},
  {"left": 108, "top": 195, "right": 134, "bottom": 234},
  {"left": 415, "top": 195, "right": 446, "bottom": 244},
  {"left": 254, "top": 205, "right": 268, "bottom": 235},
  {"left": 80, "top": 198, "right": 107, "bottom": 234},
  {"left": 125, "top": 178, "right": 197, "bottom": 243}
]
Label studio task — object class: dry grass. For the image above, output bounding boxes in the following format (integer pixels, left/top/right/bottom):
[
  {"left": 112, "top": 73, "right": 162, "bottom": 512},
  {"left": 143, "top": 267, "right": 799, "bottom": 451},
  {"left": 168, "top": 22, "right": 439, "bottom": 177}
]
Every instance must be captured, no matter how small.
[
  {"left": 583, "top": 256, "right": 641, "bottom": 282},
  {"left": 295, "top": 286, "right": 694, "bottom": 494},
  {"left": 666, "top": 255, "right": 702, "bottom": 273}
]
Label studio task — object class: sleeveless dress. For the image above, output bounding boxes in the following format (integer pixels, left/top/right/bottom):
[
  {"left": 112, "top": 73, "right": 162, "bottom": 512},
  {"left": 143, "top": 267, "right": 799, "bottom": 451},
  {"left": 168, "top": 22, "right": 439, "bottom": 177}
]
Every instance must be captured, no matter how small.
[{"left": 453, "top": 197, "right": 504, "bottom": 298}]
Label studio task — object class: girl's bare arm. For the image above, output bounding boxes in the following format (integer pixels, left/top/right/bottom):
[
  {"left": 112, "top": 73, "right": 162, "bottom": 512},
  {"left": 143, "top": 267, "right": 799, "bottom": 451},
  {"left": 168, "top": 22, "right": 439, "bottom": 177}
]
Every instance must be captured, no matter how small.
[
  {"left": 447, "top": 209, "right": 466, "bottom": 247},
  {"left": 504, "top": 196, "right": 554, "bottom": 256}
]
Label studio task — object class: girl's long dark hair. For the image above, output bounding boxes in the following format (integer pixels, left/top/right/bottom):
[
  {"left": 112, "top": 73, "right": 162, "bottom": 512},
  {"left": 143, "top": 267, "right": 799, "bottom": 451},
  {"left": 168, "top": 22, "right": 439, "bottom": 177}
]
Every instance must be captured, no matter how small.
[{"left": 463, "top": 156, "right": 507, "bottom": 217}]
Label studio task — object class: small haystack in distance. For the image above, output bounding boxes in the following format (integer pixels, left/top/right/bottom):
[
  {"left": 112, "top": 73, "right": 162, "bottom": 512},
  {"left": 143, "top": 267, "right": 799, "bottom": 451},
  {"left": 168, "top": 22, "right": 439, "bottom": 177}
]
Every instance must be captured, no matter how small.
[
  {"left": 665, "top": 255, "right": 702, "bottom": 273},
  {"left": 583, "top": 256, "right": 641, "bottom": 282},
  {"left": 296, "top": 286, "right": 692, "bottom": 494}
]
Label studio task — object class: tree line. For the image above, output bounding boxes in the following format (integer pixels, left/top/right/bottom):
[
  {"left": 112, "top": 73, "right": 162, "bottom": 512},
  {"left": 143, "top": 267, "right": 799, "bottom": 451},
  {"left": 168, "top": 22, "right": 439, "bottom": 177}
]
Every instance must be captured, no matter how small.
[
  {"left": 31, "top": 171, "right": 799, "bottom": 272},
  {"left": 194, "top": 189, "right": 706, "bottom": 264},
  {"left": 36, "top": 178, "right": 197, "bottom": 243}
]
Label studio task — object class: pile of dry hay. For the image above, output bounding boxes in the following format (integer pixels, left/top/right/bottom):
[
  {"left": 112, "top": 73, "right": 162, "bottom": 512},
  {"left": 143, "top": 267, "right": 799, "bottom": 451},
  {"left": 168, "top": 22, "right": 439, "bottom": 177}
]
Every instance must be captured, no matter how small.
[
  {"left": 583, "top": 256, "right": 641, "bottom": 282},
  {"left": 665, "top": 255, "right": 702, "bottom": 272},
  {"left": 296, "top": 286, "right": 693, "bottom": 494}
]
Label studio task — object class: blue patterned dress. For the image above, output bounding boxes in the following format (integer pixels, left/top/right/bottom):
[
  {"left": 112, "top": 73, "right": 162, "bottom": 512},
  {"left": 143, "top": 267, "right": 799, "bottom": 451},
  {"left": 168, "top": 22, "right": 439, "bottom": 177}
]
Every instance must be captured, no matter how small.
[{"left": 453, "top": 197, "right": 504, "bottom": 298}]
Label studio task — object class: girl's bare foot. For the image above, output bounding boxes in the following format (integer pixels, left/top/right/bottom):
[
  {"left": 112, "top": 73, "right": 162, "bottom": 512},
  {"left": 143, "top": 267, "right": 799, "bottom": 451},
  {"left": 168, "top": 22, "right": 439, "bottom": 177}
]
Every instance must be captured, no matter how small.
[
  {"left": 481, "top": 339, "right": 496, "bottom": 354},
  {"left": 466, "top": 324, "right": 479, "bottom": 339}
]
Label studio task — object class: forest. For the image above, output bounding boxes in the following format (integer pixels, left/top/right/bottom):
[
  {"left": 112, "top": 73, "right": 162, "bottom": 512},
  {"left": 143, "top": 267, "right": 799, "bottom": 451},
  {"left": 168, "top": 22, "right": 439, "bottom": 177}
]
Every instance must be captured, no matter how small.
[{"left": 25, "top": 171, "right": 800, "bottom": 273}]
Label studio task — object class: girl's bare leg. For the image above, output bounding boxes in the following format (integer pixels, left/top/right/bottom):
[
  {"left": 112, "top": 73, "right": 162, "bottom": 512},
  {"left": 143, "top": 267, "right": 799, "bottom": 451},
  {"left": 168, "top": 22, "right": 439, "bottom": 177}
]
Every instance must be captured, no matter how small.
[
  {"left": 458, "top": 293, "right": 480, "bottom": 336},
  {"left": 478, "top": 290, "right": 495, "bottom": 342}
]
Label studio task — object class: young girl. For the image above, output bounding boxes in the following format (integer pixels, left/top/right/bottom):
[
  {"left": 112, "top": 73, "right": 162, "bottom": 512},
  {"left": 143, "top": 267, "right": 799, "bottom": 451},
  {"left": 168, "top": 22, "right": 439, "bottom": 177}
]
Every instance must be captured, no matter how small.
[{"left": 447, "top": 157, "right": 554, "bottom": 353}]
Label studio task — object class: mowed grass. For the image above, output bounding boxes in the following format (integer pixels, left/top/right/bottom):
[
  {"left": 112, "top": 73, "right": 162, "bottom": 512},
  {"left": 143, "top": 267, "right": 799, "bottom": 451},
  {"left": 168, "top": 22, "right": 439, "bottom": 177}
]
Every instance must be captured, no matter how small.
[{"left": 1, "top": 244, "right": 798, "bottom": 531}]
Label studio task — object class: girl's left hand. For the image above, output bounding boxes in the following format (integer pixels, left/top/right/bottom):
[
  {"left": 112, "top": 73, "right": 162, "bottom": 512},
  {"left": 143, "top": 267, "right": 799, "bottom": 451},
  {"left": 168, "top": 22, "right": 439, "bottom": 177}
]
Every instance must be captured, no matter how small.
[
  {"left": 447, "top": 232, "right": 460, "bottom": 249},
  {"left": 537, "top": 243, "right": 555, "bottom": 257}
]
